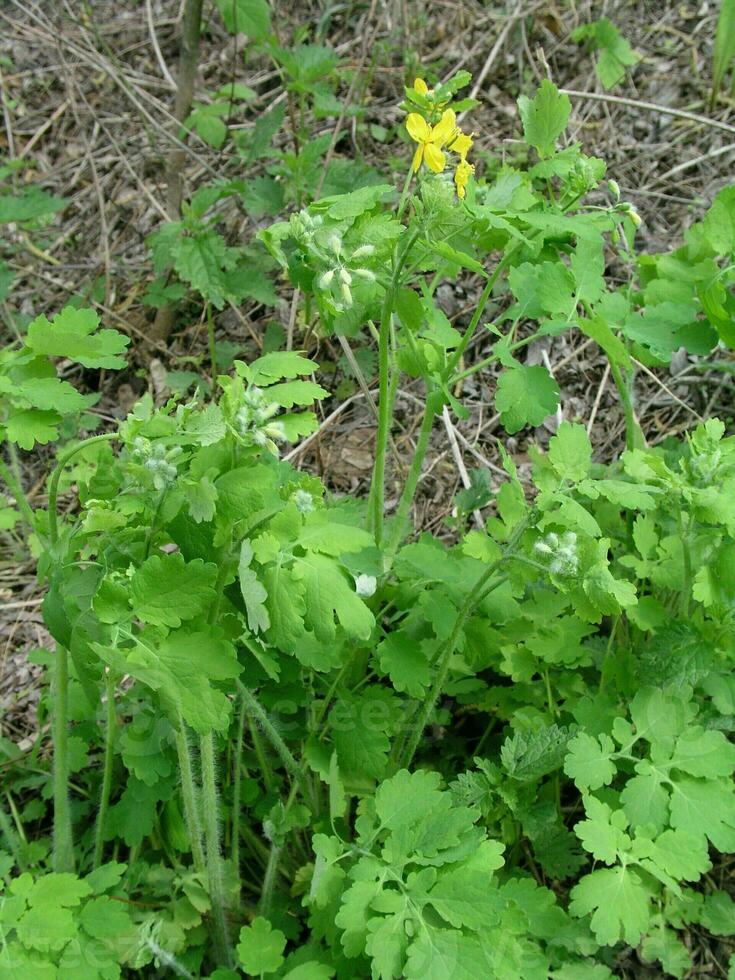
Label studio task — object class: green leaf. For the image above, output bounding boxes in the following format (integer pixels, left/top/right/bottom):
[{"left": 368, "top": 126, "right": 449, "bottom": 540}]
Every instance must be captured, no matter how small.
[
  {"left": 377, "top": 632, "right": 430, "bottom": 698},
  {"left": 245, "top": 351, "right": 319, "bottom": 384},
  {"left": 517, "top": 80, "right": 571, "bottom": 158},
  {"left": 10, "top": 376, "right": 88, "bottom": 414},
  {"left": 495, "top": 364, "right": 560, "bottom": 434},
  {"left": 668, "top": 776, "right": 735, "bottom": 851},
  {"left": 374, "top": 768, "right": 445, "bottom": 829},
  {"left": 216, "top": 0, "right": 271, "bottom": 38},
  {"left": 713, "top": 2, "right": 735, "bottom": 102},
  {"left": 573, "top": 18, "right": 640, "bottom": 90},
  {"left": 78, "top": 895, "right": 131, "bottom": 938},
  {"left": 701, "top": 890, "right": 735, "bottom": 936},
  {"left": 667, "top": 728, "right": 735, "bottom": 778},
  {"left": 130, "top": 553, "right": 218, "bottom": 628},
  {"left": 548, "top": 422, "right": 592, "bottom": 482},
  {"left": 296, "top": 552, "right": 374, "bottom": 642},
  {"left": 173, "top": 232, "right": 239, "bottom": 308},
  {"left": 97, "top": 627, "right": 241, "bottom": 734},
  {"left": 4, "top": 409, "right": 59, "bottom": 449},
  {"left": 236, "top": 917, "right": 286, "bottom": 974},
  {"left": 239, "top": 540, "right": 270, "bottom": 634},
  {"left": 331, "top": 691, "right": 391, "bottom": 782},
  {"left": 501, "top": 724, "right": 576, "bottom": 781},
  {"left": 0, "top": 187, "right": 66, "bottom": 223},
  {"left": 569, "top": 866, "right": 651, "bottom": 946},
  {"left": 25, "top": 307, "right": 129, "bottom": 369},
  {"left": 320, "top": 183, "right": 394, "bottom": 220},
  {"left": 267, "top": 380, "right": 329, "bottom": 408},
  {"left": 564, "top": 732, "right": 617, "bottom": 790},
  {"left": 15, "top": 906, "right": 77, "bottom": 953},
  {"left": 426, "top": 864, "right": 504, "bottom": 931},
  {"left": 28, "top": 873, "right": 91, "bottom": 908}
]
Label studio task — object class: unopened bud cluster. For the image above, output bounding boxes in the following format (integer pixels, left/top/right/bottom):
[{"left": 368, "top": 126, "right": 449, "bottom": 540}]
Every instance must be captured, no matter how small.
[
  {"left": 131, "top": 437, "right": 180, "bottom": 490},
  {"left": 316, "top": 234, "right": 376, "bottom": 312},
  {"left": 291, "top": 488, "right": 314, "bottom": 514},
  {"left": 534, "top": 530, "right": 579, "bottom": 577},
  {"left": 236, "top": 386, "right": 286, "bottom": 454}
]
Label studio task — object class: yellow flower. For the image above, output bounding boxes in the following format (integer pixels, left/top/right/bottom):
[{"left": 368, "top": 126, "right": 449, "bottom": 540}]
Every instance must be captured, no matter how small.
[
  {"left": 449, "top": 130, "right": 473, "bottom": 160},
  {"left": 454, "top": 159, "right": 474, "bottom": 199},
  {"left": 406, "top": 109, "right": 457, "bottom": 174},
  {"left": 414, "top": 77, "right": 430, "bottom": 95}
]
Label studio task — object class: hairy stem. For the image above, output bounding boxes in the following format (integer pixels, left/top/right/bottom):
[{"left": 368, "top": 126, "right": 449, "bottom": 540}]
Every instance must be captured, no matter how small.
[
  {"left": 0, "top": 795, "right": 26, "bottom": 872},
  {"left": 52, "top": 646, "right": 74, "bottom": 872},
  {"left": 609, "top": 361, "right": 643, "bottom": 451},
  {"left": 231, "top": 696, "right": 246, "bottom": 877},
  {"left": 200, "top": 732, "right": 232, "bottom": 967},
  {"left": 397, "top": 516, "right": 531, "bottom": 771},
  {"left": 174, "top": 718, "right": 205, "bottom": 872},
  {"left": 206, "top": 303, "right": 218, "bottom": 378},
  {"left": 93, "top": 671, "right": 117, "bottom": 869},
  {"left": 47, "top": 433, "right": 118, "bottom": 547},
  {"left": 446, "top": 251, "right": 513, "bottom": 377},
  {"left": 385, "top": 391, "right": 439, "bottom": 557},
  {"left": 0, "top": 456, "right": 35, "bottom": 530},
  {"left": 259, "top": 841, "right": 283, "bottom": 917},
  {"left": 237, "top": 680, "right": 314, "bottom": 805},
  {"left": 367, "top": 292, "right": 394, "bottom": 543}
]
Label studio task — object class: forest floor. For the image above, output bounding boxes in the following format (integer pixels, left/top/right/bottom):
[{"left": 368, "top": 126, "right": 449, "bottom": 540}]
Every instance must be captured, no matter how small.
[{"left": 1, "top": 0, "right": 734, "bottom": 751}]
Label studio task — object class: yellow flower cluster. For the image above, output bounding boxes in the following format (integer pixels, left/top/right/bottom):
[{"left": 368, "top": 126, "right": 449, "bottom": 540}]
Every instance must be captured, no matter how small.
[{"left": 406, "top": 78, "right": 475, "bottom": 199}]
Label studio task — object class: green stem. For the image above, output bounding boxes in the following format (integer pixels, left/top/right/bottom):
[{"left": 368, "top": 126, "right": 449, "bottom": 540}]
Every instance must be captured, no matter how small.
[
  {"left": 52, "top": 646, "right": 74, "bottom": 872},
  {"left": 0, "top": 796, "right": 26, "bottom": 871},
  {"left": 92, "top": 671, "right": 116, "bottom": 869},
  {"left": 231, "top": 695, "right": 246, "bottom": 877},
  {"left": 236, "top": 680, "right": 314, "bottom": 805},
  {"left": 207, "top": 303, "right": 218, "bottom": 378},
  {"left": 445, "top": 250, "right": 512, "bottom": 377},
  {"left": 0, "top": 456, "right": 35, "bottom": 529},
  {"left": 677, "top": 509, "right": 692, "bottom": 618},
  {"left": 258, "top": 840, "right": 282, "bottom": 918},
  {"left": 385, "top": 391, "right": 439, "bottom": 557},
  {"left": 397, "top": 516, "right": 531, "bottom": 771},
  {"left": 174, "top": 718, "right": 205, "bottom": 872},
  {"left": 48, "top": 433, "right": 117, "bottom": 547},
  {"left": 609, "top": 360, "right": 642, "bottom": 451},
  {"left": 200, "top": 732, "right": 232, "bottom": 968},
  {"left": 396, "top": 167, "right": 414, "bottom": 222},
  {"left": 367, "top": 292, "right": 394, "bottom": 543}
]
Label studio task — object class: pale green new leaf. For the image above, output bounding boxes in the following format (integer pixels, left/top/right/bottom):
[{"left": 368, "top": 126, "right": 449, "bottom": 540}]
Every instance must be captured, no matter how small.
[
  {"left": 26, "top": 307, "right": 129, "bottom": 369},
  {"left": 267, "top": 380, "right": 329, "bottom": 408},
  {"left": 517, "top": 80, "right": 571, "bottom": 158},
  {"left": 5, "top": 409, "right": 59, "bottom": 449},
  {"left": 236, "top": 917, "right": 286, "bottom": 975},
  {"left": 548, "top": 422, "right": 592, "bottom": 482}
]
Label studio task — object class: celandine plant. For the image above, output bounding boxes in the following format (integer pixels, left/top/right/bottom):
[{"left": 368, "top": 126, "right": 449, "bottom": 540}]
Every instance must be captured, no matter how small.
[{"left": 1, "top": 72, "right": 735, "bottom": 978}]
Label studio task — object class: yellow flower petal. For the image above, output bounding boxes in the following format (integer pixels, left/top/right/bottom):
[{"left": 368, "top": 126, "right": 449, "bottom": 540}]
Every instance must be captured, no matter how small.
[
  {"left": 412, "top": 144, "right": 424, "bottom": 173},
  {"left": 406, "top": 113, "right": 431, "bottom": 144},
  {"left": 414, "top": 77, "right": 429, "bottom": 95},
  {"left": 431, "top": 109, "right": 457, "bottom": 146},
  {"left": 424, "top": 143, "right": 446, "bottom": 173},
  {"left": 454, "top": 159, "right": 474, "bottom": 199},
  {"left": 450, "top": 132, "right": 473, "bottom": 159}
]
